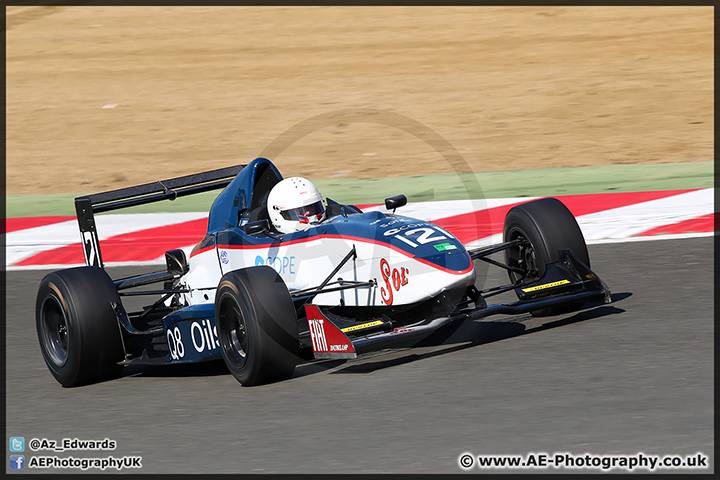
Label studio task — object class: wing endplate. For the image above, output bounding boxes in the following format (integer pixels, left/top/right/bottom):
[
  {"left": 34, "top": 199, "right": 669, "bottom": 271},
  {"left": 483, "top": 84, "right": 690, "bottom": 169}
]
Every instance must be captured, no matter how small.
[{"left": 305, "top": 305, "right": 357, "bottom": 359}]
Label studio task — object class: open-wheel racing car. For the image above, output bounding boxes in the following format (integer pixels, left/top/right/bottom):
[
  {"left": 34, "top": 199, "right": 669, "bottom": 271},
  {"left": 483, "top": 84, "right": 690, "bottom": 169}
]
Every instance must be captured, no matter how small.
[{"left": 36, "top": 157, "right": 611, "bottom": 387}]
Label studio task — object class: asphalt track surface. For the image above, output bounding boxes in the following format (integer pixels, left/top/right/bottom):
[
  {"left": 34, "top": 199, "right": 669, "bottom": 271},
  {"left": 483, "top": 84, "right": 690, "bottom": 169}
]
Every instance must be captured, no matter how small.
[{"left": 5, "top": 237, "right": 714, "bottom": 474}]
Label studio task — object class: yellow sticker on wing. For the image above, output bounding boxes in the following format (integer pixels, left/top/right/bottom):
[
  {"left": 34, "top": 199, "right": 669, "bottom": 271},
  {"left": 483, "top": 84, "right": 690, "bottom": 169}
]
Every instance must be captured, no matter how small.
[
  {"left": 341, "top": 320, "right": 384, "bottom": 333},
  {"left": 522, "top": 279, "right": 571, "bottom": 292}
]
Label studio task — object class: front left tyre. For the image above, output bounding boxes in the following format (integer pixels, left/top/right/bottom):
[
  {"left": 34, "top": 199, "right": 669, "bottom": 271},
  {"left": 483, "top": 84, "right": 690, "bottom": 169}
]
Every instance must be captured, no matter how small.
[
  {"left": 503, "top": 197, "right": 591, "bottom": 317},
  {"left": 36, "top": 266, "right": 125, "bottom": 387}
]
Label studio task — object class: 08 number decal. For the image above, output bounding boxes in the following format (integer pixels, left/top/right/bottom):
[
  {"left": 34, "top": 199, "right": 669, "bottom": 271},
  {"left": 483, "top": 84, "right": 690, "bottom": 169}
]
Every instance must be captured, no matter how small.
[{"left": 167, "top": 327, "right": 185, "bottom": 360}]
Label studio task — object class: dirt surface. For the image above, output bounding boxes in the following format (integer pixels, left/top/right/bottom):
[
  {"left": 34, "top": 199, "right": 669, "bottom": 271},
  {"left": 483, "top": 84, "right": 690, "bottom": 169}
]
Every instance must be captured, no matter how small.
[{"left": 5, "top": 6, "right": 713, "bottom": 195}]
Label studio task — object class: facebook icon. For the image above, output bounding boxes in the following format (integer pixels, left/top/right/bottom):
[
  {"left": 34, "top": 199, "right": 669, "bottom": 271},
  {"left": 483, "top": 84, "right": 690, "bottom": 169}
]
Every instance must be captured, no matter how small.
[{"left": 10, "top": 455, "right": 25, "bottom": 470}]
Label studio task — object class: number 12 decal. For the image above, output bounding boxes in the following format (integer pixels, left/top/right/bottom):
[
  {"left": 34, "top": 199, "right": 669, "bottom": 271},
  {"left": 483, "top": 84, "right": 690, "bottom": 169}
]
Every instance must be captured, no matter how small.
[{"left": 385, "top": 226, "right": 447, "bottom": 248}]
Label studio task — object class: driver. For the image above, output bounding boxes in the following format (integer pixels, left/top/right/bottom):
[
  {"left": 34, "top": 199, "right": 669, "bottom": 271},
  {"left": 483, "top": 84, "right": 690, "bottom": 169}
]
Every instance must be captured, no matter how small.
[{"left": 267, "top": 177, "right": 326, "bottom": 234}]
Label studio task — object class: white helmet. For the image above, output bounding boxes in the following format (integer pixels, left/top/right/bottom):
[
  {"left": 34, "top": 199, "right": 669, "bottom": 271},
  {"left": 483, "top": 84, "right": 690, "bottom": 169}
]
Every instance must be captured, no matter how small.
[{"left": 267, "top": 177, "right": 326, "bottom": 234}]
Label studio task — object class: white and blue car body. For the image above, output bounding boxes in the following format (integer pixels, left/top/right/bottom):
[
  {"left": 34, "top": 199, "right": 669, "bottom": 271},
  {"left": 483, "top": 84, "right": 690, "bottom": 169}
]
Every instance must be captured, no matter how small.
[
  {"left": 164, "top": 158, "right": 476, "bottom": 364},
  {"left": 37, "top": 157, "right": 610, "bottom": 387}
]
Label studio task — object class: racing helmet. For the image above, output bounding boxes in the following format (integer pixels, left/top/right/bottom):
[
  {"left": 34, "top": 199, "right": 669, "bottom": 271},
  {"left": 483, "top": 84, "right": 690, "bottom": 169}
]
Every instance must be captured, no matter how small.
[{"left": 267, "top": 177, "right": 326, "bottom": 234}]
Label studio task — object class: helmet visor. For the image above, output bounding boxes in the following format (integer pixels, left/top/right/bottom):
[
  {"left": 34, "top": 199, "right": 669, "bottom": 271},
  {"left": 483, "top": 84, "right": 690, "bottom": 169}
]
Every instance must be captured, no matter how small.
[{"left": 279, "top": 201, "right": 326, "bottom": 223}]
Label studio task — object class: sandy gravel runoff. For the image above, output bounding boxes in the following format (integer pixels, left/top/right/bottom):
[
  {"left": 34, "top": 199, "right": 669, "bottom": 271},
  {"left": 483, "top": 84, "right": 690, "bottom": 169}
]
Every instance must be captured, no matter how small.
[{"left": 5, "top": 6, "right": 713, "bottom": 195}]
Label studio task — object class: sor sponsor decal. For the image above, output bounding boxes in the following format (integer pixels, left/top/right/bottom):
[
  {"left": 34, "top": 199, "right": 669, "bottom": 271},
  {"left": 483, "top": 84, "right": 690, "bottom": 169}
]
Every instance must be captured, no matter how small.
[
  {"left": 380, "top": 258, "right": 409, "bottom": 306},
  {"left": 255, "top": 255, "right": 296, "bottom": 274},
  {"left": 220, "top": 250, "right": 229, "bottom": 265}
]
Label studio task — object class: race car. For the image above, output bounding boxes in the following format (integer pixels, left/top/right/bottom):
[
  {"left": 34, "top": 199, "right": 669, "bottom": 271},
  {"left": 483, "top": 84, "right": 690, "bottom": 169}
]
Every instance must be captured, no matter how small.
[{"left": 36, "top": 157, "right": 610, "bottom": 387}]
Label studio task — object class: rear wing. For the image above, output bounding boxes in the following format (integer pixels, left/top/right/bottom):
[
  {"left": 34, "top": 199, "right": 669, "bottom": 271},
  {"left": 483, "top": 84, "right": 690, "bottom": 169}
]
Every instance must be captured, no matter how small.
[{"left": 75, "top": 164, "right": 245, "bottom": 268}]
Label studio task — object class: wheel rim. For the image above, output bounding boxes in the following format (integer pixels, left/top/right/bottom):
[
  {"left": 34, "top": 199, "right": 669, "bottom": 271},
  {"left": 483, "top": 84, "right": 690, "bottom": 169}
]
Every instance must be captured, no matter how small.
[
  {"left": 219, "top": 295, "right": 248, "bottom": 368},
  {"left": 40, "top": 294, "right": 69, "bottom": 367},
  {"left": 507, "top": 231, "right": 539, "bottom": 283}
]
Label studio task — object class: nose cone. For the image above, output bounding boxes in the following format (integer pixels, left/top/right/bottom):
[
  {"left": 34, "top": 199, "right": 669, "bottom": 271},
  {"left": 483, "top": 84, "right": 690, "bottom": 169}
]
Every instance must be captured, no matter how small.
[{"left": 416, "top": 242, "right": 473, "bottom": 273}]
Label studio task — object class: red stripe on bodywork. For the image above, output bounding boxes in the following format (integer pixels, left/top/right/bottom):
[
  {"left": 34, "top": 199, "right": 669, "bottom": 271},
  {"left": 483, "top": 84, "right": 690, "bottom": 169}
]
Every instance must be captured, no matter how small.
[
  {"left": 190, "top": 244, "right": 216, "bottom": 258},
  {"left": 215, "top": 234, "right": 474, "bottom": 275}
]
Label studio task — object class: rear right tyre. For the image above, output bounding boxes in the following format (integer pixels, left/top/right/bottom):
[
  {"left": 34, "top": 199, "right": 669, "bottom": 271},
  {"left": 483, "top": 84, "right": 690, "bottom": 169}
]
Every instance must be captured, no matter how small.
[{"left": 36, "top": 266, "right": 125, "bottom": 387}]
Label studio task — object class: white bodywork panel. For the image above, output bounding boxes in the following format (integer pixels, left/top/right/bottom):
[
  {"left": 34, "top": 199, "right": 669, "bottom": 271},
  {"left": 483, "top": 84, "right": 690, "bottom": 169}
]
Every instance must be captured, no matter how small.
[{"left": 179, "top": 235, "right": 475, "bottom": 308}]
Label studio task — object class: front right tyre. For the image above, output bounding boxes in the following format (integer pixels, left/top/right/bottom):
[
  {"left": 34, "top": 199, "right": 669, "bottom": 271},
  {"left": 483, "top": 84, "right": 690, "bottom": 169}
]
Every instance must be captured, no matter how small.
[{"left": 215, "top": 266, "right": 299, "bottom": 386}]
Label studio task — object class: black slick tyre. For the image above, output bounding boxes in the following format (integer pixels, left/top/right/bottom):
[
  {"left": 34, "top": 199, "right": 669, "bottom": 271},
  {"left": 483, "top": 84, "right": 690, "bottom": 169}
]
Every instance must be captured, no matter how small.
[
  {"left": 215, "top": 266, "right": 299, "bottom": 386},
  {"left": 35, "top": 266, "right": 125, "bottom": 387},
  {"left": 503, "top": 197, "right": 590, "bottom": 317}
]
